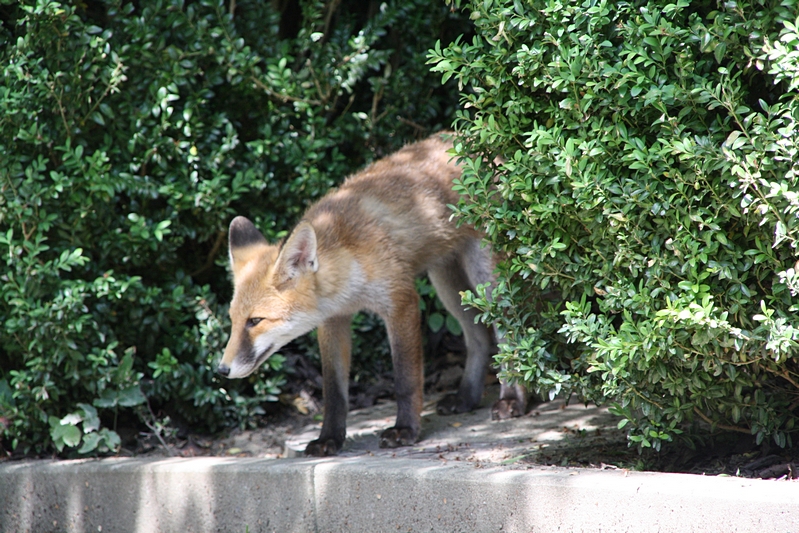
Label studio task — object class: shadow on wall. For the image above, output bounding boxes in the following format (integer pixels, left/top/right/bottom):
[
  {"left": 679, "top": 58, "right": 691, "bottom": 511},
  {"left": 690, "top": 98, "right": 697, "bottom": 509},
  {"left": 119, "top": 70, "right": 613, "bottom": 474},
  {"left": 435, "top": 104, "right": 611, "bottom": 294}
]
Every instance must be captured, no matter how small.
[
  {"left": 0, "top": 457, "right": 316, "bottom": 533},
  {"left": 2, "top": 453, "right": 799, "bottom": 532}
]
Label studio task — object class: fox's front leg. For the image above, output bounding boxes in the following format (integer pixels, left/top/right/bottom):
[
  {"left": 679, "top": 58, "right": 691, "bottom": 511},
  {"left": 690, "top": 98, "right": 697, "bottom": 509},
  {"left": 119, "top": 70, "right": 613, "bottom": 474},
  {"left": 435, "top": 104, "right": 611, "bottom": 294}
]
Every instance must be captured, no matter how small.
[
  {"left": 379, "top": 287, "right": 424, "bottom": 448},
  {"left": 305, "top": 314, "right": 353, "bottom": 457}
]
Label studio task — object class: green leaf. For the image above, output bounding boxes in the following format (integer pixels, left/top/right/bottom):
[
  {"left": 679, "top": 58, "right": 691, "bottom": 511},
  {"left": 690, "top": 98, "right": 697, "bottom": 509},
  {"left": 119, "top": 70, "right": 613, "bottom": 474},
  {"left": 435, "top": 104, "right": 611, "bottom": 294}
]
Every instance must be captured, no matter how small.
[
  {"left": 428, "top": 312, "right": 445, "bottom": 333},
  {"left": 78, "top": 432, "right": 101, "bottom": 454},
  {"left": 93, "top": 390, "right": 119, "bottom": 409},
  {"left": 51, "top": 424, "right": 82, "bottom": 452},
  {"left": 445, "top": 314, "right": 463, "bottom": 336},
  {"left": 78, "top": 403, "right": 100, "bottom": 433},
  {"left": 99, "top": 428, "right": 121, "bottom": 452},
  {"left": 117, "top": 385, "right": 147, "bottom": 407}
]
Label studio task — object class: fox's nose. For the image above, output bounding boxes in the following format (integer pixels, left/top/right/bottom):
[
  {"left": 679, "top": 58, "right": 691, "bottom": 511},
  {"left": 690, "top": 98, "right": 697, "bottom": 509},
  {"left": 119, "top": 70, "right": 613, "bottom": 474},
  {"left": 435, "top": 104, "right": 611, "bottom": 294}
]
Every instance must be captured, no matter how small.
[{"left": 217, "top": 363, "right": 230, "bottom": 377}]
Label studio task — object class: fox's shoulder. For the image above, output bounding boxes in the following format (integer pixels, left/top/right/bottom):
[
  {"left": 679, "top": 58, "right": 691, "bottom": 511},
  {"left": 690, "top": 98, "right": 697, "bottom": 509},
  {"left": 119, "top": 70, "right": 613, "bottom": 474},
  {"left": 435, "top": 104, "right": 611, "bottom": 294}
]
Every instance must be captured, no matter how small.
[{"left": 301, "top": 131, "right": 468, "bottom": 259}]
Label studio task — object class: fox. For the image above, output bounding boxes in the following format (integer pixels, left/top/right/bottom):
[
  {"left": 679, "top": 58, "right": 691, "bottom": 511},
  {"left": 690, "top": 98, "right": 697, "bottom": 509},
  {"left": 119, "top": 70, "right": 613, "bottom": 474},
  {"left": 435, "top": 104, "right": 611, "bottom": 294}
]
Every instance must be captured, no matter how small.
[{"left": 217, "top": 132, "right": 526, "bottom": 456}]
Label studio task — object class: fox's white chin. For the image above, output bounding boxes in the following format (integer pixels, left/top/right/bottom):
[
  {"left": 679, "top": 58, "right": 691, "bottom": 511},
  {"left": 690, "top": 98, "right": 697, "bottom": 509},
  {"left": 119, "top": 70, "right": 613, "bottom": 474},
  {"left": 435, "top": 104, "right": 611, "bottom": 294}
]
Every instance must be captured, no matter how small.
[
  {"left": 226, "top": 361, "right": 256, "bottom": 379},
  {"left": 226, "top": 349, "right": 274, "bottom": 379}
]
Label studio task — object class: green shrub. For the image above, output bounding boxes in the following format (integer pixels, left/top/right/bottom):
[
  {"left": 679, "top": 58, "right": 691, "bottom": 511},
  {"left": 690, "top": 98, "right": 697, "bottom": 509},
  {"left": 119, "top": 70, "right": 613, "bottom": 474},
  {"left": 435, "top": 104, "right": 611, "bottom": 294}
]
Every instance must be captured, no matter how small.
[
  {"left": 431, "top": 0, "right": 799, "bottom": 449},
  {"left": 0, "top": 0, "right": 467, "bottom": 455}
]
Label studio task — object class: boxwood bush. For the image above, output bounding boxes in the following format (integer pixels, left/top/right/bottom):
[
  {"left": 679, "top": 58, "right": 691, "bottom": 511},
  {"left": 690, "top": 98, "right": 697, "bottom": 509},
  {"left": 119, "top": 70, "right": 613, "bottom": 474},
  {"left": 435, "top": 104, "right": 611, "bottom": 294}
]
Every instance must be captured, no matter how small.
[
  {"left": 0, "top": 0, "right": 467, "bottom": 455},
  {"left": 430, "top": 0, "right": 799, "bottom": 449}
]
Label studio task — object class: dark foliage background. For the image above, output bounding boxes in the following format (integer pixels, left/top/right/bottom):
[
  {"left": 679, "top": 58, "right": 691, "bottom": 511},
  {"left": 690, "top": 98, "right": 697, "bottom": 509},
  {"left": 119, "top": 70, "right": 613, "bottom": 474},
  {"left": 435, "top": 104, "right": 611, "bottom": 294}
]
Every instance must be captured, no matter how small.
[
  {"left": 7, "top": 0, "right": 797, "bottom": 459},
  {"left": 0, "top": 0, "right": 469, "bottom": 455}
]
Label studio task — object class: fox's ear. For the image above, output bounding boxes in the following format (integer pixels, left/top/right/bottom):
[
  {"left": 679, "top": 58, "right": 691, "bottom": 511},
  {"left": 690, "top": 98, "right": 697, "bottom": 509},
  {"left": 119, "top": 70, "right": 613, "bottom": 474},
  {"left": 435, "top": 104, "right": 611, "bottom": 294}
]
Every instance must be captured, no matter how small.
[
  {"left": 228, "top": 216, "right": 269, "bottom": 278},
  {"left": 274, "top": 221, "right": 318, "bottom": 285}
]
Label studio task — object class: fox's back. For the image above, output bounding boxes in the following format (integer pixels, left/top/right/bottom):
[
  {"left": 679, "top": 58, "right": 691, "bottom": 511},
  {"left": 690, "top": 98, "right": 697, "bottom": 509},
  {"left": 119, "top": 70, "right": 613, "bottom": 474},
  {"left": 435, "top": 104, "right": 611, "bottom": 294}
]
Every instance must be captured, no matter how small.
[{"left": 303, "top": 133, "right": 477, "bottom": 275}]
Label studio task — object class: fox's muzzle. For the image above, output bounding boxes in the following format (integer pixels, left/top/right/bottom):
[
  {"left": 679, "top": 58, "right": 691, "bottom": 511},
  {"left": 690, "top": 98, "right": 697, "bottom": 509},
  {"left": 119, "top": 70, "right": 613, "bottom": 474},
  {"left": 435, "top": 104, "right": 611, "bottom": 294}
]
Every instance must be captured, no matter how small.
[{"left": 217, "top": 339, "right": 275, "bottom": 379}]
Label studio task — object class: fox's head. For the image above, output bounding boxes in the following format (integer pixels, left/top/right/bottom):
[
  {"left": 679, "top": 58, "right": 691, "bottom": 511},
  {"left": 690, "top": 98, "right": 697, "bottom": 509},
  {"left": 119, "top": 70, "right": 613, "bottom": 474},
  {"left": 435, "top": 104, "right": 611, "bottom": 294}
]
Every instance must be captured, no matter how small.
[{"left": 217, "top": 216, "right": 320, "bottom": 379}]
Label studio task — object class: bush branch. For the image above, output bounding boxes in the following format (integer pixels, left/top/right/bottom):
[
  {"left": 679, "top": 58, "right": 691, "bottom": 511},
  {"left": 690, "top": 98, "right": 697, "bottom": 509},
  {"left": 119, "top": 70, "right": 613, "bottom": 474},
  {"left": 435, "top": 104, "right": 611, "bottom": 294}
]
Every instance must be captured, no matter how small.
[{"left": 693, "top": 407, "right": 751, "bottom": 435}]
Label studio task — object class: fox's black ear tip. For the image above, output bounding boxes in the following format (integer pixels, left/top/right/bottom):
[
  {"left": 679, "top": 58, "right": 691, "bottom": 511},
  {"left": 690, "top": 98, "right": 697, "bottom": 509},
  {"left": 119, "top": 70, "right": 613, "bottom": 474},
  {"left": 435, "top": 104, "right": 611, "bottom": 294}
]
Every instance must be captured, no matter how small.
[
  {"left": 229, "top": 215, "right": 253, "bottom": 230},
  {"left": 229, "top": 216, "right": 267, "bottom": 248}
]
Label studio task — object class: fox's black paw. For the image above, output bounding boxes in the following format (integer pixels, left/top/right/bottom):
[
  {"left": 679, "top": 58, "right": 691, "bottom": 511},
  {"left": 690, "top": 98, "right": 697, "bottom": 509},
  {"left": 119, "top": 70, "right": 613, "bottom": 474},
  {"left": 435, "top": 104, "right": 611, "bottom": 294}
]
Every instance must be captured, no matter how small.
[
  {"left": 436, "top": 393, "right": 476, "bottom": 415},
  {"left": 304, "top": 437, "right": 342, "bottom": 456},
  {"left": 379, "top": 426, "right": 418, "bottom": 448},
  {"left": 491, "top": 398, "right": 526, "bottom": 420}
]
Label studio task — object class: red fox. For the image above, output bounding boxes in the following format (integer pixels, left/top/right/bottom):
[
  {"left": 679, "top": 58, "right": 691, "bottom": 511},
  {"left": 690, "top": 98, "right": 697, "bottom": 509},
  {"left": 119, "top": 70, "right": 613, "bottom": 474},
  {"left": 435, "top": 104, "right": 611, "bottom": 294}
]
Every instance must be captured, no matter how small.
[{"left": 217, "top": 132, "right": 526, "bottom": 456}]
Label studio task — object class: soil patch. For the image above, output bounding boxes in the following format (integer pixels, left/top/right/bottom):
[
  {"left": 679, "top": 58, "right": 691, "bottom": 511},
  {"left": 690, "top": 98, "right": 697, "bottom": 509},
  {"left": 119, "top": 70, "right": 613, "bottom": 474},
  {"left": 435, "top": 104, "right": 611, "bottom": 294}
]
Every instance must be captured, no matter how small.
[{"left": 124, "top": 348, "right": 798, "bottom": 482}]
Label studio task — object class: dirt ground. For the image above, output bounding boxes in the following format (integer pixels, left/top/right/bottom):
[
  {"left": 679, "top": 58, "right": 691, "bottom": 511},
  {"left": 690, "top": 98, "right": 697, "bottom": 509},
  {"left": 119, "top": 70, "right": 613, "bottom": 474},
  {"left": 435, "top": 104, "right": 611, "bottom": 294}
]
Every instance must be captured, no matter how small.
[{"left": 125, "top": 343, "right": 799, "bottom": 482}]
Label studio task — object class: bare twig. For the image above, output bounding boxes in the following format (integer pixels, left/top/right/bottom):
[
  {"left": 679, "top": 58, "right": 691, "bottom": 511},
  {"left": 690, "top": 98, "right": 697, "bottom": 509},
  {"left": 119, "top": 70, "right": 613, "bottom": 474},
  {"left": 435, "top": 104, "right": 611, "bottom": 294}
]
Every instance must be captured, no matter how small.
[
  {"left": 369, "top": 80, "right": 384, "bottom": 131},
  {"left": 141, "top": 400, "right": 174, "bottom": 457},
  {"left": 397, "top": 116, "right": 428, "bottom": 133},
  {"left": 323, "top": 0, "right": 343, "bottom": 38},
  {"left": 251, "top": 75, "right": 321, "bottom": 106},
  {"left": 190, "top": 230, "right": 226, "bottom": 278},
  {"left": 306, "top": 59, "right": 330, "bottom": 104},
  {"left": 81, "top": 59, "right": 126, "bottom": 128},
  {"left": 693, "top": 407, "right": 751, "bottom": 435},
  {"left": 48, "top": 81, "right": 71, "bottom": 140}
]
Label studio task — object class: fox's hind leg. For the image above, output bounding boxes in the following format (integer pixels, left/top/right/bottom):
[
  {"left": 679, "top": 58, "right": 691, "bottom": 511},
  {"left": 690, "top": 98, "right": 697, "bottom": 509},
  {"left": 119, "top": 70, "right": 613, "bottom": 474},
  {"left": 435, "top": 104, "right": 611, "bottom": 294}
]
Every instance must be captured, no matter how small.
[
  {"left": 435, "top": 238, "right": 528, "bottom": 418},
  {"left": 491, "top": 381, "right": 528, "bottom": 419},
  {"left": 429, "top": 247, "right": 493, "bottom": 415}
]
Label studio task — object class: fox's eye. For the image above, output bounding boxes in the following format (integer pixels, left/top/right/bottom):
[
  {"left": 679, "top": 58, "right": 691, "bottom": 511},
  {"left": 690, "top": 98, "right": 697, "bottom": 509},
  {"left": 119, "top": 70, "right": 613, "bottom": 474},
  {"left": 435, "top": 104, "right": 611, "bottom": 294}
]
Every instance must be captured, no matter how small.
[{"left": 246, "top": 317, "right": 263, "bottom": 328}]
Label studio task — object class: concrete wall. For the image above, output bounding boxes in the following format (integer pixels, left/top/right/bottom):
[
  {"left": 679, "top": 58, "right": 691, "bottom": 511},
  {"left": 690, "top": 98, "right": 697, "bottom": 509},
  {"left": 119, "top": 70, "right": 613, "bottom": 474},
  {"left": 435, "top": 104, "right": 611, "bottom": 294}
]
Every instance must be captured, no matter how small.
[{"left": 1, "top": 456, "right": 797, "bottom": 533}]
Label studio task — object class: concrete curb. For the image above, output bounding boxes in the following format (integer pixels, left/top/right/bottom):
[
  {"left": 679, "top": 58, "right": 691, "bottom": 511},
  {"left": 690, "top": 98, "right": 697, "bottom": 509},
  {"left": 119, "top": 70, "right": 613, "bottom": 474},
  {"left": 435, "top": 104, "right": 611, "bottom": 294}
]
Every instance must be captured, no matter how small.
[{"left": 2, "top": 455, "right": 796, "bottom": 533}]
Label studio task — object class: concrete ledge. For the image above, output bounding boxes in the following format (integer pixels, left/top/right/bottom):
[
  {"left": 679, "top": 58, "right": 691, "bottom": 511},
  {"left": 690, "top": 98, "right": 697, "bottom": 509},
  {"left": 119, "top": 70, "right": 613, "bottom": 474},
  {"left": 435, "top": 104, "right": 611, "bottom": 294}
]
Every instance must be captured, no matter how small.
[
  {"left": 1, "top": 457, "right": 315, "bottom": 533},
  {"left": 2, "top": 456, "right": 797, "bottom": 533}
]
